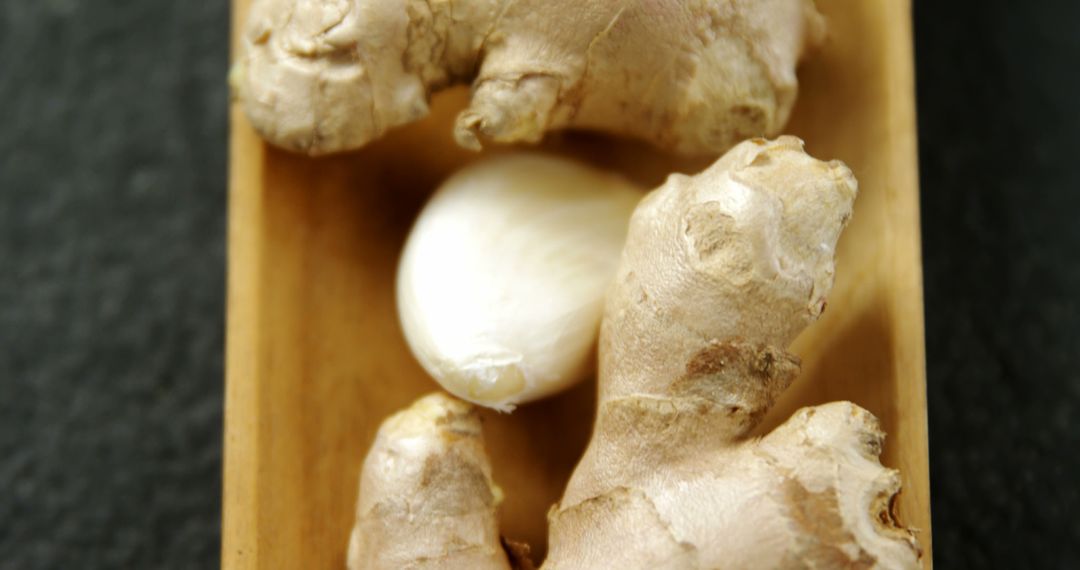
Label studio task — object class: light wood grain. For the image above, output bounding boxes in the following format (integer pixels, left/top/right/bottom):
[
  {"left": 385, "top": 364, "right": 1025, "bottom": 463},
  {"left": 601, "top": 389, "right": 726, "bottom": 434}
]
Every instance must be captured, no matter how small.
[{"left": 224, "top": 0, "right": 932, "bottom": 567}]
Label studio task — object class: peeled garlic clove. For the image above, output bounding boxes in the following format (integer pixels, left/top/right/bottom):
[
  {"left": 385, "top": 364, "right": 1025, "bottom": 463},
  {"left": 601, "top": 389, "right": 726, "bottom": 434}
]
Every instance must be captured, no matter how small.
[{"left": 397, "top": 154, "right": 642, "bottom": 411}]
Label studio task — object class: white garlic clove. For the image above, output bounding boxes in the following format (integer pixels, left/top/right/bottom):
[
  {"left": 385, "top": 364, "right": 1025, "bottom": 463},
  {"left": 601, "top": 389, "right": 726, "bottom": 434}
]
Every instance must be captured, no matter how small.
[{"left": 396, "top": 153, "right": 642, "bottom": 411}]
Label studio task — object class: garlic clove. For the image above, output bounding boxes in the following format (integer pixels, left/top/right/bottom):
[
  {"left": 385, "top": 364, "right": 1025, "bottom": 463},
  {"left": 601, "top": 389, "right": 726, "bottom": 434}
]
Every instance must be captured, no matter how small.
[{"left": 396, "top": 153, "right": 642, "bottom": 411}]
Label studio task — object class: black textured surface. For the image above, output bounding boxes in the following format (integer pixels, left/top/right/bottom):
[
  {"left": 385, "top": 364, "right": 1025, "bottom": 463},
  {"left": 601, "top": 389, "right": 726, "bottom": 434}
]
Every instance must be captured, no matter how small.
[
  {"left": 915, "top": 0, "right": 1080, "bottom": 568},
  {"left": 0, "top": 2, "right": 228, "bottom": 568},
  {"left": 1, "top": 1, "right": 1078, "bottom": 568}
]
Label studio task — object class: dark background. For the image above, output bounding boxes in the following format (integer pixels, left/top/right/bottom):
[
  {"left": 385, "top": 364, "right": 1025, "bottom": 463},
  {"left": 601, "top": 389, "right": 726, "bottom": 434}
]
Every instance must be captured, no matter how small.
[{"left": 1, "top": 0, "right": 1077, "bottom": 568}]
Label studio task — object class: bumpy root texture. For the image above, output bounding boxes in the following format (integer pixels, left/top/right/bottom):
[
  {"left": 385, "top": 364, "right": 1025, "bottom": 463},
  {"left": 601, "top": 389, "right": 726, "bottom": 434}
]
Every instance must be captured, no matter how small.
[
  {"left": 546, "top": 402, "right": 920, "bottom": 569},
  {"left": 349, "top": 138, "right": 921, "bottom": 569},
  {"left": 347, "top": 393, "right": 509, "bottom": 570},
  {"left": 547, "top": 136, "right": 921, "bottom": 568},
  {"left": 233, "top": 0, "right": 824, "bottom": 155}
]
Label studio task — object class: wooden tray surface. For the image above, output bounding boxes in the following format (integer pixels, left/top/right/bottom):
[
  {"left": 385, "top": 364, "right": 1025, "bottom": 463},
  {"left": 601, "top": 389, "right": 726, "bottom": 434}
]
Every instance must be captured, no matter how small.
[{"left": 225, "top": 0, "right": 932, "bottom": 566}]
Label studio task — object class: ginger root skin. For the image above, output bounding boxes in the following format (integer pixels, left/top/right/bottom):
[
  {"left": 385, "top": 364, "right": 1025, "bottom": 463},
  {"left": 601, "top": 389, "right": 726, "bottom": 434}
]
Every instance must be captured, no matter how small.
[
  {"left": 347, "top": 393, "right": 508, "bottom": 570},
  {"left": 547, "top": 137, "right": 919, "bottom": 568},
  {"left": 233, "top": 0, "right": 823, "bottom": 155},
  {"left": 546, "top": 402, "right": 919, "bottom": 569},
  {"left": 350, "top": 138, "right": 922, "bottom": 569}
]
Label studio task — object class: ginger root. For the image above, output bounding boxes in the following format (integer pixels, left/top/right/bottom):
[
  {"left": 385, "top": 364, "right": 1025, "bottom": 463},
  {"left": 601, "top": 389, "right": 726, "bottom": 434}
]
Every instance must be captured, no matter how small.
[
  {"left": 233, "top": 0, "right": 824, "bottom": 155},
  {"left": 348, "top": 137, "right": 922, "bottom": 569},
  {"left": 347, "top": 393, "right": 509, "bottom": 569}
]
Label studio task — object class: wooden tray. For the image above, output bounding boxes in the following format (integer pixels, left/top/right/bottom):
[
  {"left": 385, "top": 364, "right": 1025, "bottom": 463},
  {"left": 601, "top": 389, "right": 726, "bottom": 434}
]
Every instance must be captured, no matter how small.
[{"left": 224, "top": 0, "right": 932, "bottom": 567}]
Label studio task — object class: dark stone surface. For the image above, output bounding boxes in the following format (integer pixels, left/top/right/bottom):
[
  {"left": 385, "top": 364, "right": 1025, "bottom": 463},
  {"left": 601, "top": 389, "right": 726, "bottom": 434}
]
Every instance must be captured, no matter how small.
[
  {"left": 0, "top": 0, "right": 1077, "bottom": 568},
  {"left": 915, "top": 0, "right": 1080, "bottom": 568},
  {"left": 0, "top": 2, "right": 227, "bottom": 568}
]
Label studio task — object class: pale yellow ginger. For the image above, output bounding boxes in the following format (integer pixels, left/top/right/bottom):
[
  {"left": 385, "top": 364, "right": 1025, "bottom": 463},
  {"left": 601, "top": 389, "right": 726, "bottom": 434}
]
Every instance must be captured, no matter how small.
[
  {"left": 348, "top": 138, "right": 922, "bottom": 569},
  {"left": 232, "top": 0, "right": 824, "bottom": 155},
  {"left": 346, "top": 393, "right": 509, "bottom": 569}
]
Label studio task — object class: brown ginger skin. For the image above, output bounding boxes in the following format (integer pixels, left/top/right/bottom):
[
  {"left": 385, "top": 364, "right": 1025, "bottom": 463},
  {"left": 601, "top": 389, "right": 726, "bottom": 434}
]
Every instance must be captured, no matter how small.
[
  {"left": 348, "top": 138, "right": 922, "bottom": 569},
  {"left": 232, "top": 0, "right": 823, "bottom": 155},
  {"left": 544, "top": 136, "right": 920, "bottom": 568},
  {"left": 347, "top": 393, "right": 509, "bottom": 569}
]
